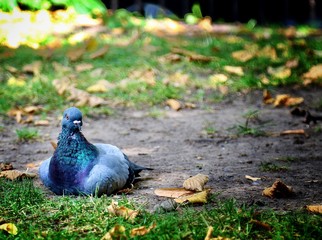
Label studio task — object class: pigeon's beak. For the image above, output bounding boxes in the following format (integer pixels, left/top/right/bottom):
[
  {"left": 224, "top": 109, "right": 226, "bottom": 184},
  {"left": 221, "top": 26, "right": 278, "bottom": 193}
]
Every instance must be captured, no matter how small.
[{"left": 73, "top": 120, "right": 82, "bottom": 131}]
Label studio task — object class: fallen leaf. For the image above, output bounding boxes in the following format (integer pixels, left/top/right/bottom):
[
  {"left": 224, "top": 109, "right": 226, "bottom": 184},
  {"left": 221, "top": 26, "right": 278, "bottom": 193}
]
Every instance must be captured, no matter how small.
[
  {"left": 305, "top": 205, "right": 322, "bottom": 214},
  {"left": 52, "top": 62, "right": 72, "bottom": 73},
  {"left": 250, "top": 219, "right": 272, "bottom": 231},
  {"left": 280, "top": 129, "right": 308, "bottom": 137},
  {"left": 0, "top": 223, "right": 18, "bottom": 235},
  {"left": 67, "top": 46, "right": 86, "bottom": 61},
  {"left": 22, "top": 61, "right": 42, "bottom": 76},
  {"left": 285, "top": 59, "right": 299, "bottom": 69},
  {"left": 257, "top": 45, "right": 277, "bottom": 60},
  {"left": 224, "top": 66, "right": 244, "bottom": 76},
  {"left": 75, "top": 63, "right": 94, "bottom": 72},
  {"left": 154, "top": 188, "right": 195, "bottom": 198},
  {"left": 34, "top": 120, "right": 50, "bottom": 126},
  {"left": 101, "top": 225, "right": 126, "bottom": 240},
  {"left": 171, "top": 47, "right": 213, "bottom": 63},
  {"left": 302, "top": 64, "right": 322, "bottom": 81},
  {"left": 245, "top": 175, "right": 261, "bottom": 182},
  {"left": 86, "top": 80, "right": 115, "bottom": 93},
  {"left": 262, "top": 179, "right": 294, "bottom": 198},
  {"left": 130, "top": 222, "right": 156, "bottom": 237},
  {"left": 209, "top": 74, "right": 228, "bottom": 87},
  {"left": 0, "top": 163, "right": 13, "bottom": 171},
  {"left": 7, "top": 76, "right": 26, "bottom": 87},
  {"left": 204, "top": 226, "right": 231, "bottom": 240},
  {"left": 183, "top": 173, "right": 209, "bottom": 191},
  {"left": 89, "top": 45, "right": 109, "bottom": 59},
  {"left": 53, "top": 78, "right": 74, "bottom": 95},
  {"left": 174, "top": 190, "right": 209, "bottom": 204},
  {"left": 51, "top": 141, "right": 57, "bottom": 150},
  {"left": 274, "top": 94, "right": 304, "bottom": 107},
  {"left": 232, "top": 50, "right": 255, "bottom": 62},
  {"left": 267, "top": 66, "right": 291, "bottom": 79},
  {"left": 158, "top": 53, "right": 182, "bottom": 63},
  {"left": 166, "top": 99, "right": 182, "bottom": 111},
  {"left": 23, "top": 106, "right": 41, "bottom": 114},
  {"left": 0, "top": 170, "right": 37, "bottom": 180},
  {"left": 107, "top": 201, "right": 139, "bottom": 221},
  {"left": 263, "top": 90, "right": 274, "bottom": 104},
  {"left": 163, "top": 71, "right": 190, "bottom": 87},
  {"left": 5, "top": 65, "right": 19, "bottom": 73}
]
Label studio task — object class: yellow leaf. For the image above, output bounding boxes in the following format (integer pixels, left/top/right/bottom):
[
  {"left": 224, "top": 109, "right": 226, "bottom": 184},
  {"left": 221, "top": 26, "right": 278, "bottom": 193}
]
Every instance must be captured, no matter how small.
[
  {"left": 107, "top": 201, "right": 139, "bottom": 221},
  {"left": 0, "top": 223, "right": 18, "bottom": 235},
  {"left": 166, "top": 99, "right": 182, "bottom": 111},
  {"left": 0, "top": 170, "right": 37, "bottom": 180},
  {"left": 262, "top": 179, "right": 294, "bottom": 198},
  {"left": 209, "top": 74, "right": 228, "bottom": 87},
  {"left": 263, "top": 90, "right": 274, "bottom": 104},
  {"left": 129, "top": 68, "right": 156, "bottom": 86},
  {"left": 183, "top": 173, "right": 209, "bottom": 191},
  {"left": 23, "top": 105, "right": 41, "bottom": 114},
  {"left": 257, "top": 45, "right": 277, "bottom": 60},
  {"left": 171, "top": 47, "right": 213, "bottom": 63},
  {"left": 305, "top": 205, "right": 322, "bottom": 214},
  {"left": 224, "top": 66, "right": 244, "bottom": 76},
  {"left": 101, "top": 225, "right": 126, "bottom": 240},
  {"left": 267, "top": 66, "right": 291, "bottom": 79},
  {"left": 174, "top": 190, "right": 209, "bottom": 204},
  {"left": 232, "top": 50, "right": 255, "bottom": 62},
  {"left": 7, "top": 76, "right": 26, "bottom": 87},
  {"left": 86, "top": 80, "right": 115, "bottom": 93},
  {"left": 205, "top": 226, "right": 232, "bottom": 240},
  {"left": 154, "top": 188, "right": 195, "bottom": 198},
  {"left": 130, "top": 222, "right": 156, "bottom": 237},
  {"left": 245, "top": 175, "right": 261, "bottom": 181},
  {"left": 274, "top": 94, "right": 304, "bottom": 107},
  {"left": 158, "top": 53, "right": 182, "bottom": 63}
]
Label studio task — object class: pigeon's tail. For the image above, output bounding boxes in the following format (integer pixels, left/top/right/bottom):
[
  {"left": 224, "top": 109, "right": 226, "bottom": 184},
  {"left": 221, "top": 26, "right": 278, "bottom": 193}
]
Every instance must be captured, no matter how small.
[{"left": 123, "top": 154, "right": 153, "bottom": 187}]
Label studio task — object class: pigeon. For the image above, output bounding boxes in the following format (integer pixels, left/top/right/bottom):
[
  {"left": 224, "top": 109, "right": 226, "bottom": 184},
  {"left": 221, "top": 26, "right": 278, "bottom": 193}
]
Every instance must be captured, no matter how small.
[{"left": 39, "top": 107, "right": 152, "bottom": 196}]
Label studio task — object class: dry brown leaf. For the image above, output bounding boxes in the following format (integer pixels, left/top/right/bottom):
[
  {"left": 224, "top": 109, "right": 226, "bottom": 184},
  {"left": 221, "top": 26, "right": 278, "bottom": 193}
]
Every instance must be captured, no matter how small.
[
  {"left": 245, "top": 175, "right": 261, "bottom": 182},
  {"left": 89, "top": 45, "right": 109, "bottom": 59},
  {"left": 22, "top": 61, "right": 42, "bottom": 75},
  {"left": 250, "top": 219, "right": 272, "bottom": 231},
  {"left": 5, "top": 65, "right": 19, "bottom": 73},
  {"left": 128, "top": 68, "right": 156, "bottom": 86},
  {"left": 86, "top": 80, "right": 115, "bottom": 93},
  {"left": 163, "top": 71, "right": 190, "bottom": 87},
  {"left": 23, "top": 106, "right": 41, "bottom": 114},
  {"left": 53, "top": 78, "right": 74, "bottom": 95},
  {"left": 302, "top": 64, "right": 322, "bottom": 80},
  {"left": 171, "top": 47, "right": 213, "bottom": 63},
  {"left": 34, "top": 120, "right": 50, "bottom": 126},
  {"left": 0, "top": 163, "right": 13, "bottom": 171},
  {"left": 174, "top": 190, "right": 208, "bottom": 204},
  {"left": 154, "top": 188, "right": 195, "bottom": 198},
  {"left": 158, "top": 53, "right": 182, "bottom": 63},
  {"left": 262, "top": 179, "right": 294, "bottom": 198},
  {"left": 224, "top": 66, "right": 244, "bottom": 76},
  {"left": 232, "top": 50, "right": 255, "bottom": 62},
  {"left": 257, "top": 45, "right": 277, "bottom": 60},
  {"left": 107, "top": 201, "right": 139, "bottom": 221},
  {"left": 101, "top": 225, "right": 126, "bottom": 240},
  {"left": 52, "top": 62, "right": 72, "bottom": 73},
  {"left": 67, "top": 46, "right": 86, "bottom": 61},
  {"left": 267, "top": 66, "right": 291, "bottom": 79},
  {"left": 204, "top": 226, "right": 231, "bottom": 240},
  {"left": 280, "top": 129, "right": 307, "bottom": 137},
  {"left": 305, "top": 205, "right": 322, "bottom": 214},
  {"left": 274, "top": 94, "right": 304, "bottom": 107},
  {"left": 51, "top": 141, "right": 57, "bottom": 150},
  {"left": 209, "top": 74, "right": 228, "bottom": 87},
  {"left": 263, "top": 90, "right": 274, "bottom": 104},
  {"left": 183, "top": 173, "right": 209, "bottom": 191},
  {"left": 75, "top": 63, "right": 94, "bottom": 72},
  {"left": 0, "top": 170, "right": 36, "bottom": 180},
  {"left": 166, "top": 99, "right": 182, "bottom": 111},
  {"left": 285, "top": 59, "right": 299, "bottom": 69},
  {"left": 130, "top": 222, "right": 156, "bottom": 237}
]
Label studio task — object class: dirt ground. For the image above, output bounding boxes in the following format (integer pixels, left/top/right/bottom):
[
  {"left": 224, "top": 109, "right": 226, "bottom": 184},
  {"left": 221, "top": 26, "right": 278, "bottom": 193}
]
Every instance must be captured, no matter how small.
[{"left": 1, "top": 88, "right": 322, "bottom": 211}]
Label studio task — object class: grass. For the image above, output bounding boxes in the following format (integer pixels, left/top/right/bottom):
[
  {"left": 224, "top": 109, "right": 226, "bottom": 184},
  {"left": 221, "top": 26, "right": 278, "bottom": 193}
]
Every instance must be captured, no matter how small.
[
  {"left": 232, "top": 110, "right": 267, "bottom": 137},
  {"left": 260, "top": 162, "right": 289, "bottom": 172},
  {"left": 15, "top": 127, "right": 39, "bottom": 141},
  {"left": 0, "top": 21, "right": 321, "bottom": 114},
  {"left": 0, "top": 178, "right": 321, "bottom": 239}
]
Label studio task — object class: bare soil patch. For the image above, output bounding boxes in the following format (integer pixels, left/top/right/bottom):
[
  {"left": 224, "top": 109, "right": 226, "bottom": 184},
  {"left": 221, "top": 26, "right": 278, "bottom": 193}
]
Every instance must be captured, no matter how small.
[{"left": 1, "top": 89, "right": 322, "bottom": 211}]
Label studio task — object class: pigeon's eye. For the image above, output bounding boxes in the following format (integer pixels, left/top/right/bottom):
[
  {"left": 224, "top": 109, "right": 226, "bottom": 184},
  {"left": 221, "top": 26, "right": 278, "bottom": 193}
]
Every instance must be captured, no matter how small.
[{"left": 66, "top": 115, "right": 69, "bottom": 120}]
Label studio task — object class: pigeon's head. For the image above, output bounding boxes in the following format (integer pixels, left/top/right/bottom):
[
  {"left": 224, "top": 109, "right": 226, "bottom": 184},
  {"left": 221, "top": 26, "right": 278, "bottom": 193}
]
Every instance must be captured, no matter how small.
[{"left": 62, "top": 107, "right": 83, "bottom": 132}]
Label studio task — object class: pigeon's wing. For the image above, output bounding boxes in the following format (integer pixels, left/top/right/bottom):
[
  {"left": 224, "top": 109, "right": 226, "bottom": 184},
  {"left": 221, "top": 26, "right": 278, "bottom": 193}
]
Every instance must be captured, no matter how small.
[
  {"left": 84, "top": 144, "right": 131, "bottom": 195},
  {"left": 38, "top": 157, "right": 60, "bottom": 193}
]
